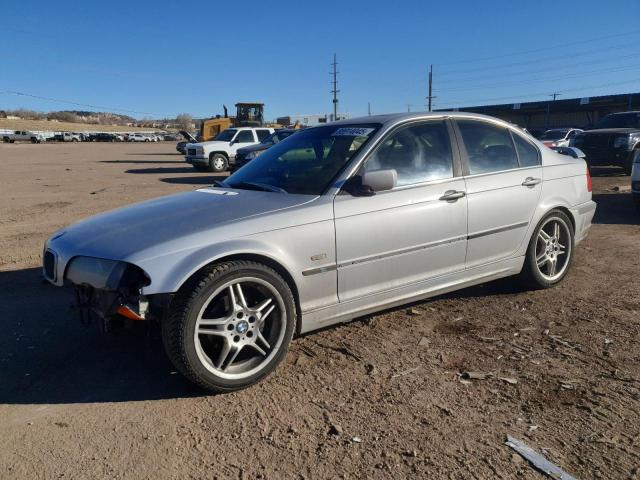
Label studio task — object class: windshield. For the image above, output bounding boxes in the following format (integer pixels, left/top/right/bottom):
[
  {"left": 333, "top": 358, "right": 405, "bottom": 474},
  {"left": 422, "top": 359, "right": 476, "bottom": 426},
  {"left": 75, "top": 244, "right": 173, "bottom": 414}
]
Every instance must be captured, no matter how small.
[
  {"left": 213, "top": 129, "right": 237, "bottom": 142},
  {"left": 594, "top": 113, "right": 640, "bottom": 129},
  {"left": 260, "top": 130, "right": 295, "bottom": 146},
  {"left": 224, "top": 124, "right": 380, "bottom": 195},
  {"left": 540, "top": 130, "right": 568, "bottom": 140}
]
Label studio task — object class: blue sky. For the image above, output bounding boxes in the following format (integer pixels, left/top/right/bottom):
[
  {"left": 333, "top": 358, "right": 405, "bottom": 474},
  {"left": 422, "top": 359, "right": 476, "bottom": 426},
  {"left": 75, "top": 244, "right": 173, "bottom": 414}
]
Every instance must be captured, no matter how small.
[{"left": 2, "top": 0, "right": 640, "bottom": 120}]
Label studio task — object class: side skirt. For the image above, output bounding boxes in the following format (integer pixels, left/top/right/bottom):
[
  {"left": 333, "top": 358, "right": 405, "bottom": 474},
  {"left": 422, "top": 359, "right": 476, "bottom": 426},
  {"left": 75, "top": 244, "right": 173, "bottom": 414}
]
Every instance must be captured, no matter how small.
[{"left": 299, "top": 256, "right": 524, "bottom": 334}]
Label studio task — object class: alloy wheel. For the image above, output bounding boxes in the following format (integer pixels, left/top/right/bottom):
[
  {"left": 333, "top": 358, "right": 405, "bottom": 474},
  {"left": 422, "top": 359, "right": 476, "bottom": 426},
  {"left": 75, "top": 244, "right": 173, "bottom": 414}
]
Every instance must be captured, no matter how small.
[
  {"left": 193, "top": 277, "right": 286, "bottom": 380},
  {"left": 535, "top": 217, "right": 572, "bottom": 281}
]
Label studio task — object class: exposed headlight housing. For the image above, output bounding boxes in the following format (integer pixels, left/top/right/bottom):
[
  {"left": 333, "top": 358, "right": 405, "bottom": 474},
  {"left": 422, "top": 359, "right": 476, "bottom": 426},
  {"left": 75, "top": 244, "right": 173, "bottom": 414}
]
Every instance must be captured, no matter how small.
[
  {"left": 66, "top": 257, "right": 150, "bottom": 291},
  {"left": 614, "top": 135, "right": 631, "bottom": 149},
  {"left": 245, "top": 150, "right": 261, "bottom": 160}
]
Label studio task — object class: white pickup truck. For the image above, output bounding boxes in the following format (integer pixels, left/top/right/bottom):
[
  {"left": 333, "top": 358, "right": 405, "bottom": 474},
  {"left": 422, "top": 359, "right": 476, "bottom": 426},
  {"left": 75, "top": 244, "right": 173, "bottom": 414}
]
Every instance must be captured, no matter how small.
[
  {"left": 2, "top": 130, "right": 47, "bottom": 143},
  {"left": 185, "top": 126, "right": 274, "bottom": 172}
]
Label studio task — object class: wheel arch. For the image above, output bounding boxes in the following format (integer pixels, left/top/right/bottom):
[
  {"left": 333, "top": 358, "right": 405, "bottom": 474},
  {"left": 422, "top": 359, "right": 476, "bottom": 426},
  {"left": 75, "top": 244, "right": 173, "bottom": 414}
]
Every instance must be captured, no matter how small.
[
  {"left": 143, "top": 245, "right": 303, "bottom": 335},
  {"left": 212, "top": 253, "right": 302, "bottom": 334},
  {"left": 208, "top": 151, "right": 229, "bottom": 159}
]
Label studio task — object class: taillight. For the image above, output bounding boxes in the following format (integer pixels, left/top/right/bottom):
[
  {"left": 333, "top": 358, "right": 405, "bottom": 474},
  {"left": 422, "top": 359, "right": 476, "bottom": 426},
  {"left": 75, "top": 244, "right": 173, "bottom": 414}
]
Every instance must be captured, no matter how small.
[{"left": 586, "top": 165, "right": 592, "bottom": 192}]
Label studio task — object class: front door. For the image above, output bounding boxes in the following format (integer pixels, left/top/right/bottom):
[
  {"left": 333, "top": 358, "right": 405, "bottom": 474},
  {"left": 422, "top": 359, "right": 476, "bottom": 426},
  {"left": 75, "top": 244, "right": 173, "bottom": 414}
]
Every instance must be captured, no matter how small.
[
  {"left": 334, "top": 119, "right": 468, "bottom": 302},
  {"left": 229, "top": 130, "right": 256, "bottom": 157},
  {"left": 452, "top": 119, "right": 543, "bottom": 267}
]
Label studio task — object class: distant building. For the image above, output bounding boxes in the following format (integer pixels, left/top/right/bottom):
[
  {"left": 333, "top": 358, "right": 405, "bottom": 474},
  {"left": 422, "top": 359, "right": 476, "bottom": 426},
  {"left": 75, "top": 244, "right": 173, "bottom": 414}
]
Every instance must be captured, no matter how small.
[
  {"left": 276, "top": 113, "right": 350, "bottom": 127},
  {"left": 435, "top": 92, "right": 640, "bottom": 134}
]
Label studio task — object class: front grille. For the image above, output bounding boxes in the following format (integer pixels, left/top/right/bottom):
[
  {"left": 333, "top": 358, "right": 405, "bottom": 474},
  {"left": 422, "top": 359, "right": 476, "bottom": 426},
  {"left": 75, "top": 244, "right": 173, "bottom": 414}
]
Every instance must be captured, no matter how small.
[
  {"left": 188, "top": 148, "right": 196, "bottom": 156},
  {"left": 579, "top": 134, "right": 612, "bottom": 149},
  {"left": 43, "top": 250, "right": 56, "bottom": 281}
]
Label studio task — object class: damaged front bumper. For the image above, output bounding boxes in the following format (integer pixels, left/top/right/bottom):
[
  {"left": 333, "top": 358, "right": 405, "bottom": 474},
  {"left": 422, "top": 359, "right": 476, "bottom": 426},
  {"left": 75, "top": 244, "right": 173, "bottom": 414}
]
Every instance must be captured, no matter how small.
[{"left": 43, "top": 252, "right": 159, "bottom": 330}]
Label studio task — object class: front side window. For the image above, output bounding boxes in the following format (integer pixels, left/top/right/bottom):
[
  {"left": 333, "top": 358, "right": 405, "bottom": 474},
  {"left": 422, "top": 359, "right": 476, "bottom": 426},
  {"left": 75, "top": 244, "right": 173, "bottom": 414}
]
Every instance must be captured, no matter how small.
[
  {"left": 512, "top": 133, "right": 540, "bottom": 167},
  {"left": 214, "top": 129, "right": 237, "bottom": 142},
  {"left": 235, "top": 130, "right": 255, "bottom": 143},
  {"left": 225, "top": 124, "right": 379, "bottom": 195},
  {"left": 541, "top": 130, "right": 568, "bottom": 140},
  {"left": 457, "top": 120, "right": 519, "bottom": 175},
  {"left": 256, "top": 129, "right": 271, "bottom": 141},
  {"left": 363, "top": 121, "right": 453, "bottom": 186}
]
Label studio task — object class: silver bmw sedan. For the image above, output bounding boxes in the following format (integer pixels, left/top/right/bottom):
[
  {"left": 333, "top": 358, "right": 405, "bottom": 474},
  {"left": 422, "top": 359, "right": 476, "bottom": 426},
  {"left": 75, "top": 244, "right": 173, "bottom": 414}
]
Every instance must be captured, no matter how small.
[{"left": 43, "top": 112, "right": 596, "bottom": 392}]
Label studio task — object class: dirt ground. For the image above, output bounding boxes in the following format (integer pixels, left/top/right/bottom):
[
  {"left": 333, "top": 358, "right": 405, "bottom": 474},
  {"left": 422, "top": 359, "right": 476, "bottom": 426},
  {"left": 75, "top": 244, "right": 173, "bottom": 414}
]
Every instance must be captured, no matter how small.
[{"left": 0, "top": 142, "right": 638, "bottom": 479}]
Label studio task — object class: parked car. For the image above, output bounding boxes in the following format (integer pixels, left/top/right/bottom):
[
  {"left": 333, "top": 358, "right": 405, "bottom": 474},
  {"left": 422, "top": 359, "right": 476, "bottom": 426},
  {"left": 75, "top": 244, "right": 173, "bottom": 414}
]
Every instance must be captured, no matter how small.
[
  {"left": 54, "top": 132, "right": 82, "bottom": 142},
  {"left": 232, "top": 129, "right": 297, "bottom": 171},
  {"left": 185, "top": 126, "right": 274, "bottom": 172},
  {"left": 93, "top": 133, "right": 120, "bottom": 142},
  {"left": 42, "top": 112, "right": 596, "bottom": 393},
  {"left": 571, "top": 111, "right": 640, "bottom": 174},
  {"left": 2, "top": 130, "right": 46, "bottom": 143},
  {"left": 632, "top": 156, "right": 640, "bottom": 209},
  {"left": 128, "top": 133, "right": 150, "bottom": 142},
  {"left": 540, "top": 128, "right": 583, "bottom": 148},
  {"left": 176, "top": 130, "right": 197, "bottom": 155}
]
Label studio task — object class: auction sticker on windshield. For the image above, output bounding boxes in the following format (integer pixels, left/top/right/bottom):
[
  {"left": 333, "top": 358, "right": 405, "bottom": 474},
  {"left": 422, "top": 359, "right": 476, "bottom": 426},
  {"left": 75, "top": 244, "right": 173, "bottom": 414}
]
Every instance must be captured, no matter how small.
[{"left": 332, "top": 127, "right": 375, "bottom": 136}]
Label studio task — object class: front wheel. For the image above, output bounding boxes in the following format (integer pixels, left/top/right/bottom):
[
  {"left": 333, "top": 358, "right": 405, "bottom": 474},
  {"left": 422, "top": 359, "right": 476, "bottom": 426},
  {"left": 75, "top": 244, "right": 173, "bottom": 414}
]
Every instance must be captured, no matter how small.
[
  {"left": 519, "top": 210, "right": 574, "bottom": 289},
  {"left": 208, "top": 153, "right": 228, "bottom": 172},
  {"left": 162, "top": 261, "right": 296, "bottom": 393}
]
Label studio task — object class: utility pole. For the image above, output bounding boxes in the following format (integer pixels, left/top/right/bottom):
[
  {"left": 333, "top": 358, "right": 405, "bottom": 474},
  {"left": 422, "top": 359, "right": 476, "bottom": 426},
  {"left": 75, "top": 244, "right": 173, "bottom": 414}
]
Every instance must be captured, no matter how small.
[
  {"left": 406, "top": 104, "right": 411, "bottom": 112},
  {"left": 546, "top": 92, "right": 561, "bottom": 129},
  {"left": 331, "top": 53, "right": 339, "bottom": 121},
  {"left": 367, "top": 102, "right": 371, "bottom": 116},
  {"left": 427, "top": 64, "right": 435, "bottom": 112}
]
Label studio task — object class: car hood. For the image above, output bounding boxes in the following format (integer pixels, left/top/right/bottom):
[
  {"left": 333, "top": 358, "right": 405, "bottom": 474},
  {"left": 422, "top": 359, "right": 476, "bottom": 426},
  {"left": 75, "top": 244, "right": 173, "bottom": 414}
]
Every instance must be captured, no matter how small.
[
  {"left": 52, "top": 188, "right": 316, "bottom": 261},
  {"left": 581, "top": 128, "right": 640, "bottom": 135},
  {"left": 179, "top": 130, "right": 198, "bottom": 142},
  {"left": 188, "top": 140, "right": 230, "bottom": 149},
  {"left": 237, "top": 143, "right": 269, "bottom": 154}
]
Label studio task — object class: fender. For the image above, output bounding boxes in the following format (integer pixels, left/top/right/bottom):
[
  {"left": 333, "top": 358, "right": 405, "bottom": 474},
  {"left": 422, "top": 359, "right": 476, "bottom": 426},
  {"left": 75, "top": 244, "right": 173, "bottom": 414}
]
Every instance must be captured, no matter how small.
[{"left": 138, "top": 237, "right": 300, "bottom": 296}]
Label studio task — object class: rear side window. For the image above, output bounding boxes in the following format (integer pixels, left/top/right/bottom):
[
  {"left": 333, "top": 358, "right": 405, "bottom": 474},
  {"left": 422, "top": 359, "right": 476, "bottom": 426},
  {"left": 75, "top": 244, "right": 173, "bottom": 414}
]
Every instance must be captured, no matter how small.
[
  {"left": 256, "top": 129, "right": 271, "bottom": 141},
  {"left": 235, "top": 130, "right": 255, "bottom": 143},
  {"left": 512, "top": 133, "right": 540, "bottom": 167},
  {"left": 456, "top": 120, "right": 519, "bottom": 175}
]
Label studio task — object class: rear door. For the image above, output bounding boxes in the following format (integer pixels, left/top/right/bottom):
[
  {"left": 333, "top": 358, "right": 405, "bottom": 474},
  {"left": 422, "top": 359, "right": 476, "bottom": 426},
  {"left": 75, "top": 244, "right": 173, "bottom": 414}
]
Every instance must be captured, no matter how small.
[
  {"left": 334, "top": 119, "right": 468, "bottom": 302},
  {"left": 452, "top": 119, "right": 542, "bottom": 268}
]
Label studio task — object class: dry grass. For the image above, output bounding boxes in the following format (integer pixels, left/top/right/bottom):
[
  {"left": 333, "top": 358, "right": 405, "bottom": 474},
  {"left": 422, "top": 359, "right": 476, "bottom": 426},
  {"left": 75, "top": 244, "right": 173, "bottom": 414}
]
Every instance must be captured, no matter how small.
[{"left": 0, "top": 118, "right": 172, "bottom": 133}]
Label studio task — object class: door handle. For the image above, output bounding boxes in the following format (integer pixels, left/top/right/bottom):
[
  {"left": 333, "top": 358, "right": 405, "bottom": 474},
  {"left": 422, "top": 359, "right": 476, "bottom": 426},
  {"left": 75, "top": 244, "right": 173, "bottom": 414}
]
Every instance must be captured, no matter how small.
[
  {"left": 439, "top": 190, "right": 466, "bottom": 201},
  {"left": 522, "top": 177, "right": 541, "bottom": 187}
]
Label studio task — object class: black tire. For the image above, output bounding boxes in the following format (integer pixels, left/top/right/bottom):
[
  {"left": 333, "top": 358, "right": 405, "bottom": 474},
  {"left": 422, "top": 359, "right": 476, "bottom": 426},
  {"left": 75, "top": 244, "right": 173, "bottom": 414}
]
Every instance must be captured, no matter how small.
[
  {"left": 519, "top": 209, "right": 574, "bottom": 289},
  {"left": 31, "top": 137, "right": 37, "bottom": 144},
  {"left": 2, "top": 137, "right": 9, "bottom": 143},
  {"left": 162, "top": 260, "right": 296, "bottom": 393},
  {"left": 208, "top": 153, "right": 228, "bottom": 172},
  {"left": 624, "top": 150, "right": 640, "bottom": 176}
]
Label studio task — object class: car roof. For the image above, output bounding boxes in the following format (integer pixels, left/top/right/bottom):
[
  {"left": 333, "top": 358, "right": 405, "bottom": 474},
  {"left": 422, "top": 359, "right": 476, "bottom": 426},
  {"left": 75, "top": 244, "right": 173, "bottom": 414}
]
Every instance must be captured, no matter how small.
[{"left": 330, "top": 111, "right": 523, "bottom": 129}]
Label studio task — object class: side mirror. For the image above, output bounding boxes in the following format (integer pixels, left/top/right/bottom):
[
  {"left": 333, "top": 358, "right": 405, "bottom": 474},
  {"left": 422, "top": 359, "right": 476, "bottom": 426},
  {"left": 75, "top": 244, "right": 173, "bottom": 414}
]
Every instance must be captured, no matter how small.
[
  {"left": 552, "top": 146, "right": 585, "bottom": 159},
  {"left": 362, "top": 169, "right": 397, "bottom": 193}
]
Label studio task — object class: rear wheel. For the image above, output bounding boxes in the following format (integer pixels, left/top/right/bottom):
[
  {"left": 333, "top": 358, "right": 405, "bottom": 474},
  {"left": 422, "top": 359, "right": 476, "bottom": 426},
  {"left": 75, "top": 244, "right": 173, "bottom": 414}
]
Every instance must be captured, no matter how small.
[
  {"left": 162, "top": 261, "right": 296, "bottom": 392},
  {"left": 208, "top": 153, "right": 228, "bottom": 172},
  {"left": 2, "top": 137, "right": 8, "bottom": 143},
  {"left": 519, "top": 210, "right": 574, "bottom": 289}
]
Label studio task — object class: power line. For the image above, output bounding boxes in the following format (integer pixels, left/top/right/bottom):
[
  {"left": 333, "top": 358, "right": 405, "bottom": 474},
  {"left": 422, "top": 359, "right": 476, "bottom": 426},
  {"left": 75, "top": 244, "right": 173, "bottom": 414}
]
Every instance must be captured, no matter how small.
[
  {"left": 437, "top": 63, "right": 640, "bottom": 93},
  {"left": 438, "top": 51, "right": 640, "bottom": 86},
  {"left": 437, "top": 29, "right": 640, "bottom": 67},
  {"left": 437, "top": 40, "right": 640, "bottom": 78},
  {"left": 436, "top": 78, "right": 640, "bottom": 109},
  {"left": 0, "top": 90, "right": 173, "bottom": 117}
]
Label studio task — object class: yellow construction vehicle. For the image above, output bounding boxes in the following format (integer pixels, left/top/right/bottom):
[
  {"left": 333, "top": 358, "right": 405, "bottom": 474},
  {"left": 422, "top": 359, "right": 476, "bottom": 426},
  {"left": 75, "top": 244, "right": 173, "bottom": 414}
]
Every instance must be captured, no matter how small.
[{"left": 199, "top": 103, "right": 265, "bottom": 141}]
